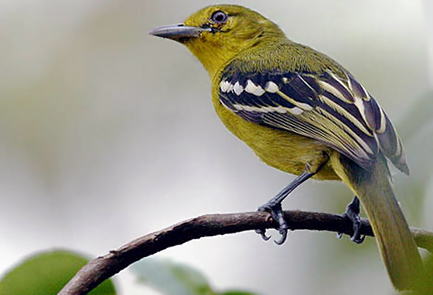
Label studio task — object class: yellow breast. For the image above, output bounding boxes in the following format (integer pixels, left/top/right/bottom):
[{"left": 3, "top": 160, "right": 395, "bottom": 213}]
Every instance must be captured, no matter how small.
[{"left": 211, "top": 85, "right": 340, "bottom": 181}]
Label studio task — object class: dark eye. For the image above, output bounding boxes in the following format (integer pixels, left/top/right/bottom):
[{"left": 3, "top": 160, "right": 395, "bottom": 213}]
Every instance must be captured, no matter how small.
[{"left": 211, "top": 11, "right": 228, "bottom": 24}]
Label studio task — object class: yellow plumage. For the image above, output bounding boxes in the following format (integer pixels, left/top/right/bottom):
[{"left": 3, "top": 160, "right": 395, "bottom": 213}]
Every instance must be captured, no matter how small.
[
  {"left": 150, "top": 4, "right": 423, "bottom": 290},
  {"left": 211, "top": 87, "right": 339, "bottom": 180}
]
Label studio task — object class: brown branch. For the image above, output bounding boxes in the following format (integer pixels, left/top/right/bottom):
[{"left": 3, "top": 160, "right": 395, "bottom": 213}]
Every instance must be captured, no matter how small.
[{"left": 57, "top": 210, "right": 433, "bottom": 295}]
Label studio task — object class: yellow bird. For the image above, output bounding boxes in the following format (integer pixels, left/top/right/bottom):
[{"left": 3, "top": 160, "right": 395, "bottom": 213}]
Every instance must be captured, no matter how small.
[{"left": 150, "top": 5, "right": 422, "bottom": 290}]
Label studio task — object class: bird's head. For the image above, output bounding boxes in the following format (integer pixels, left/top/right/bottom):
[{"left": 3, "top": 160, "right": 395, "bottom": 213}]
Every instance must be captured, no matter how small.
[{"left": 149, "top": 5, "right": 285, "bottom": 78}]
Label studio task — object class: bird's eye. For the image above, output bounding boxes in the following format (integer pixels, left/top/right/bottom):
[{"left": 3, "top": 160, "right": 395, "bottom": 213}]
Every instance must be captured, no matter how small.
[{"left": 211, "top": 11, "right": 228, "bottom": 24}]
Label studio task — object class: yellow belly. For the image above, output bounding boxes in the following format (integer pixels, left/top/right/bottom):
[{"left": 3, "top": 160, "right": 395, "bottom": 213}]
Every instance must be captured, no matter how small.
[{"left": 212, "top": 91, "right": 340, "bottom": 181}]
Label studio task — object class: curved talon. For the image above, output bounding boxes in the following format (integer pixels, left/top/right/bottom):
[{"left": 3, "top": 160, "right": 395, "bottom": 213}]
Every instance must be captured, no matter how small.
[
  {"left": 274, "top": 229, "right": 288, "bottom": 245},
  {"left": 340, "top": 196, "right": 366, "bottom": 244},
  {"left": 351, "top": 234, "right": 365, "bottom": 244},
  {"left": 350, "top": 217, "right": 364, "bottom": 244},
  {"left": 254, "top": 170, "right": 317, "bottom": 245},
  {"left": 256, "top": 202, "right": 290, "bottom": 244},
  {"left": 255, "top": 229, "right": 271, "bottom": 241}
]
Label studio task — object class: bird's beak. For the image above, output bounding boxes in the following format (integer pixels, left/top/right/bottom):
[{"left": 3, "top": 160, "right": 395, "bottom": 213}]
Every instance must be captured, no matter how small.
[{"left": 149, "top": 23, "right": 211, "bottom": 41}]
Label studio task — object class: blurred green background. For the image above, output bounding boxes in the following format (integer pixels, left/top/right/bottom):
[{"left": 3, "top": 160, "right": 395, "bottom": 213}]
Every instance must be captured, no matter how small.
[{"left": 0, "top": 0, "right": 432, "bottom": 294}]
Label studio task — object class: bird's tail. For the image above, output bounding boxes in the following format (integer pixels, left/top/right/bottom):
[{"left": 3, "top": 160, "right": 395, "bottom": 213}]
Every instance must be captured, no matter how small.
[{"left": 331, "top": 153, "right": 423, "bottom": 290}]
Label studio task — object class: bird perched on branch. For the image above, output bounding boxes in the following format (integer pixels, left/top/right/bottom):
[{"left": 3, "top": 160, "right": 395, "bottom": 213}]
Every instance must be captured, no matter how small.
[{"left": 150, "top": 4, "right": 423, "bottom": 290}]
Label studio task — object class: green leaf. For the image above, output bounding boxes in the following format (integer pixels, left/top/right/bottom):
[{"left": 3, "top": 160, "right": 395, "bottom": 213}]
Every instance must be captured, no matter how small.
[
  {"left": 130, "top": 258, "right": 215, "bottom": 295},
  {"left": 0, "top": 249, "right": 116, "bottom": 295},
  {"left": 219, "top": 291, "right": 258, "bottom": 295}
]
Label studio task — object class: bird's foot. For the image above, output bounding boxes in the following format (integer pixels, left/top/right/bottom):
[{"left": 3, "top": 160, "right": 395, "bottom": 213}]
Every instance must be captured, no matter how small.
[
  {"left": 256, "top": 201, "right": 289, "bottom": 245},
  {"left": 338, "top": 196, "right": 365, "bottom": 244}
]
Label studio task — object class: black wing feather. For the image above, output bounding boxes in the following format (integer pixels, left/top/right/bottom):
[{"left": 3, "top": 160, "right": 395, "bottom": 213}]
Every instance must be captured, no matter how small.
[{"left": 218, "top": 68, "right": 408, "bottom": 173}]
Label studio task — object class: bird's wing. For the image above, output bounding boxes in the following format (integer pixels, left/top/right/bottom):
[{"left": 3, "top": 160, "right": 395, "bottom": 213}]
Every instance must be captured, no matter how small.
[{"left": 218, "top": 68, "right": 408, "bottom": 173}]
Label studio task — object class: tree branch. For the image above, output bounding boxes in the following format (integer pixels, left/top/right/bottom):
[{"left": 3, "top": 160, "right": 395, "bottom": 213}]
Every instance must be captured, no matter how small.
[{"left": 57, "top": 210, "right": 433, "bottom": 295}]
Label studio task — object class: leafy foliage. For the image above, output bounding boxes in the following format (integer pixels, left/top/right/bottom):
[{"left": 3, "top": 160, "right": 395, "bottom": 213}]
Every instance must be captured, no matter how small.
[
  {"left": 131, "top": 258, "right": 257, "bottom": 295},
  {"left": 0, "top": 250, "right": 116, "bottom": 295}
]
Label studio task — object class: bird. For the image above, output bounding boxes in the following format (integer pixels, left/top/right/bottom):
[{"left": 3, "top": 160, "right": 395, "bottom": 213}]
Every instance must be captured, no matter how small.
[{"left": 149, "top": 4, "right": 423, "bottom": 290}]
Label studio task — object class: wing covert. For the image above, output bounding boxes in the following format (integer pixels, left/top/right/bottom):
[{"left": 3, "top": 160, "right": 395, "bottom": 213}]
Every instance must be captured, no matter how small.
[{"left": 218, "top": 68, "right": 408, "bottom": 173}]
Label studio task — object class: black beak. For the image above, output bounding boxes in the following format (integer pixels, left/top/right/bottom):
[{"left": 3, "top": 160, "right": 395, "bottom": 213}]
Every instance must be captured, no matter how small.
[{"left": 149, "top": 23, "right": 211, "bottom": 41}]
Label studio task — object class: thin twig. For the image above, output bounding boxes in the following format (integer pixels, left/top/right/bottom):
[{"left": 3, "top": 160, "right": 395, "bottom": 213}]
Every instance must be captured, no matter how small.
[{"left": 57, "top": 210, "right": 433, "bottom": 295}]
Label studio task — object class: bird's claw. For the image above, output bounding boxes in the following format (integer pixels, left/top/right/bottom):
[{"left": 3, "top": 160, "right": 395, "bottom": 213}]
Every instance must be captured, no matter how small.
[
  {"left": 255, "top": 229, "right": 271, "bottom": 241},
  {"left": 341, "top": 196, "right": 365, "bottom": 244},
  {"left": 274, "top": 228, "right": 288, "bottom": 245},
  {"left": 257, "top": 202, "right": 289, "bottom": 245},
  {"left": 349, "top": 220, "right": 365, "bottom": 244},
  {"left": 351, "top": 233, "right": 365, "bottom": 244}
]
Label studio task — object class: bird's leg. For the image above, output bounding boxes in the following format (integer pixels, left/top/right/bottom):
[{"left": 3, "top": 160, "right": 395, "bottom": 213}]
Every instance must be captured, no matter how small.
[
  {"left": 339, "top": 196, "right": 365, "bottom": 244},
  {"left": 256, "top": 167, "right": 316, "bottom": 245}
]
